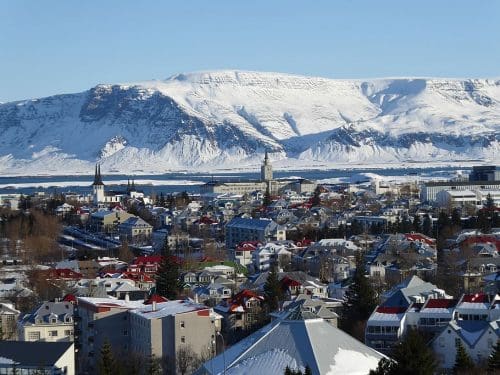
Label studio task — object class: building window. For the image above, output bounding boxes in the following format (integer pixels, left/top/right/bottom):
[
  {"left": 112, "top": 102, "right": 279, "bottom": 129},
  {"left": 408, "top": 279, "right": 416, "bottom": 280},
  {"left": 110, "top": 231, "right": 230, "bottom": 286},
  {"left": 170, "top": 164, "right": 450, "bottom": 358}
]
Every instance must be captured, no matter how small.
[
  {"left": 455, "top": 338, "right": 461, "bottom": 347},
  {"left": 28, "top": 331, "right": 41, "bottom": 340},
  {"left": 49, "top": 330, "right": 58, "bottom": 337},
  {"left": 181, "top": 336, "right": 185, "bottom": 343},
  {"left": 180, "top": 321, "right": 185, "bottom": 329}
]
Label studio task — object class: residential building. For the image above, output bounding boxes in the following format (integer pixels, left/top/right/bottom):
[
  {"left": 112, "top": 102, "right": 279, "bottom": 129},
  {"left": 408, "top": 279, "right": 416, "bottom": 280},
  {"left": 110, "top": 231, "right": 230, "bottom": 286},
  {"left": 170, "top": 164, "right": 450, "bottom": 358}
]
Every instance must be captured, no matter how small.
[
  {"left": 432, "top": 319, "right": 500, "bottom": 369},
  {"left": 75, "top": 297, "right": 145, "bottom": 371},
  {"left": 118, "top": 216, "right": 153, "bottom": 241},
  {"left": 88, "top": 209, "right": 134, "bottom": 233},
  {"left": 225, "top": 217, "right": 285, "bottom": 249},
  {"left": 0, "top": 302, "right": 20, "bottom": 340},
  {"left": 76, "top": 296, "right": 220, "bottom": 373},
  {"left": 18, "top": 301, "right": 75, "bottom": 342},
  {"left": 0, "top": 341, "right": 75, "bottom": 375},
  {"left": 130, "top": 300, "right": 221, "bottom": 373},
  {"left": 215, "top": 289, "right": 265, "bottom": 332},
  {"left": 252, "top": 242, "right": 292, "bottom": 272}
]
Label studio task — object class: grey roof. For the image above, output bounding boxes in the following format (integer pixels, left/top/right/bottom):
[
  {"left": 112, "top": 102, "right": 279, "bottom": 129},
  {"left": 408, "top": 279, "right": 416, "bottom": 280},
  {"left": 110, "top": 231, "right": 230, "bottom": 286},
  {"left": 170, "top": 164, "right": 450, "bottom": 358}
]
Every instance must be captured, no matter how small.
[
  {"left": 197, "top": 319, "right": 384, "bottom": 375},
  {"left": 0, "top": 341, "right": 73, "bottom": 367},
  {"left": 21, "top": 301, "right": 74, "bottom": 325},
  {"left": 226, "top": 217, "right": 275, "bottom": 230},
  {"left": 119, "top": 216, "right": 152, "bottom": 228},
  {"left": 382, "top": 275, "right": 438, "bottom": 307}
]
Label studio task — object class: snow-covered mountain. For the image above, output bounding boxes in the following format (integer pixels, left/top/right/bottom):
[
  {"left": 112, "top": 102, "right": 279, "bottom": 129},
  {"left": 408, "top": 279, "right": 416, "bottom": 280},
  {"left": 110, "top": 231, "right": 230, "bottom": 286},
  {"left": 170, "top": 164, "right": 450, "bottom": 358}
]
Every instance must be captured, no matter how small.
[{"left": 1, "top": 70, "right": 499, "bottom": 175}]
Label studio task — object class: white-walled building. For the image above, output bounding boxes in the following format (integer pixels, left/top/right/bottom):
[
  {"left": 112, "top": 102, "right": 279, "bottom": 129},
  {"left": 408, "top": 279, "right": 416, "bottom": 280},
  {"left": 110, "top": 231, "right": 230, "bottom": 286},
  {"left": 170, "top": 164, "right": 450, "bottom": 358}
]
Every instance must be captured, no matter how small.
[{"left": 18, "top": 301, "right": 75, "bottom": 342}]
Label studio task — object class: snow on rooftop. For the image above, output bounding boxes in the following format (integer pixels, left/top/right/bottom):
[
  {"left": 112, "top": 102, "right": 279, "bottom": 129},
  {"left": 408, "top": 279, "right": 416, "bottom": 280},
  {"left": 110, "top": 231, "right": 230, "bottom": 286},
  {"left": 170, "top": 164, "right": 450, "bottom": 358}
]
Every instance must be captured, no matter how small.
[
  {"left": 131, "top": 300, "right": 209, "bottom": 319},
  {"left": 325, "top": 348, "right": 382, "bottom": 375},
  {"left": 78, "top": 297, "right": 146, "bottom": 309},
  {"left": 199, "top": 318, "right": 384, "bottom": 375}
]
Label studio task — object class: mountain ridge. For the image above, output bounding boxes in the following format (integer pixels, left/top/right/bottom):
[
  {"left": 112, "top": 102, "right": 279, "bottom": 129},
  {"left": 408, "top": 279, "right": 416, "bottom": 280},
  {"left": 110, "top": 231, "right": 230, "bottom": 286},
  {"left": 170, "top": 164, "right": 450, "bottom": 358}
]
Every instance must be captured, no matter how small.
[{"left": 0, "top": 70, "right": 499, "bottom": 175}]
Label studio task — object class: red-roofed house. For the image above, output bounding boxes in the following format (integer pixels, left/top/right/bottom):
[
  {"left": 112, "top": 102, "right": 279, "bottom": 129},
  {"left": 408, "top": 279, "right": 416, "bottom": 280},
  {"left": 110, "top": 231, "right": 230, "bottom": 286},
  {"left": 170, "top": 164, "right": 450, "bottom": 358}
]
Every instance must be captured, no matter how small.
[
  {"left": 404, "top": 233, "right": 436, "bottom": 248},
  {"left": 214, "top": 289, "right": 265, "bottom": 332},
  {"left": 44, "top": 268, "right": 83, "bottom": 281},
  {"left": 233, "top": 241, "right": 261, "bottom": 266},
  {"left": 365, "top": 304, "right": 408, "bottom": 354}
]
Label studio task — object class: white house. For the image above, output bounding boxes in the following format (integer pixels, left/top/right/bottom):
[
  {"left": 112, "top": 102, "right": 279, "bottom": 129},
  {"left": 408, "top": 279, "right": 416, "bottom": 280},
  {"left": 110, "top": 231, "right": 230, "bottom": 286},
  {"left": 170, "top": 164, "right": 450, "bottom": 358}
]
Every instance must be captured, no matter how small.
[
  {"left": 432, "top": 319, "right": 500, "bottom": 368},
  {"left": 252, "top": 243, "right": 292, "bottom": 272}
]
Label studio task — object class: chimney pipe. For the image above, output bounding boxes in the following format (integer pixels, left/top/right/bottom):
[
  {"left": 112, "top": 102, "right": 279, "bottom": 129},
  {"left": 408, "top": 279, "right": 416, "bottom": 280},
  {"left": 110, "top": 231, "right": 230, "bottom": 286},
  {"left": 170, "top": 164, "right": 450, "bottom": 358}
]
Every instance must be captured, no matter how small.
[{"left": 152, "top": 301, "right": 157, "bottom": 312}]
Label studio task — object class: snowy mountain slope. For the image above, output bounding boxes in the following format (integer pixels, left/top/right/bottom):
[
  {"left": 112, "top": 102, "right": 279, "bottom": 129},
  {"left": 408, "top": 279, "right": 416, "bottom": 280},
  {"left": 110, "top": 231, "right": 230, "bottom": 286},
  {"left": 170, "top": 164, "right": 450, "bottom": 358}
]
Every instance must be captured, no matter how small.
[{"left": 0, "top": 70, "right": 499, "bottom": 175}]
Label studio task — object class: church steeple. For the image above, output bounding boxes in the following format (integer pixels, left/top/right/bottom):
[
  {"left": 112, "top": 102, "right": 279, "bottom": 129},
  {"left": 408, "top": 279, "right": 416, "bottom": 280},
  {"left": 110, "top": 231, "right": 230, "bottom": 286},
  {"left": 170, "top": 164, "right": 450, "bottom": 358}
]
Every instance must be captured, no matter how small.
[
  {"left": 92, "top": 164, "right": 104, "bottom": 186},
  {"left": 261, "top": 150, "right": 273, "bottom": 182}
]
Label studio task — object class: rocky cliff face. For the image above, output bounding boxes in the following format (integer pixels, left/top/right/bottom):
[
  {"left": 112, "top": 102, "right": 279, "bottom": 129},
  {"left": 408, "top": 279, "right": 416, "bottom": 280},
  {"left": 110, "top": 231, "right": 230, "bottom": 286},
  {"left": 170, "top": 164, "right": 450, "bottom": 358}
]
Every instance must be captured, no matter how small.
[{"left": 0, "top": 70, "right": 499, "bottom": 175}]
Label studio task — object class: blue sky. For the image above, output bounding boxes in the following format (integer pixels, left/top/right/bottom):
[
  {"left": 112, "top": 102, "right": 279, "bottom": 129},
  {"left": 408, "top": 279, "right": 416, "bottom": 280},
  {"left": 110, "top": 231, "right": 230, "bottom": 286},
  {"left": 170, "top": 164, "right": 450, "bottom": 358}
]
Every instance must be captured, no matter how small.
[{"left": 1, "top": 0, "right": 499, "bottom": 102}]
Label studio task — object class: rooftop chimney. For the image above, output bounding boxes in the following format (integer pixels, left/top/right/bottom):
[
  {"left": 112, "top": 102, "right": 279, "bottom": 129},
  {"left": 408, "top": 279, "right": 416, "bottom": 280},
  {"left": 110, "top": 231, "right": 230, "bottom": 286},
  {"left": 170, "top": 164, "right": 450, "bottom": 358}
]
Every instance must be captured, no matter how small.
[{"left": 152, "top": 301, "right": 157, "bottom": 312}]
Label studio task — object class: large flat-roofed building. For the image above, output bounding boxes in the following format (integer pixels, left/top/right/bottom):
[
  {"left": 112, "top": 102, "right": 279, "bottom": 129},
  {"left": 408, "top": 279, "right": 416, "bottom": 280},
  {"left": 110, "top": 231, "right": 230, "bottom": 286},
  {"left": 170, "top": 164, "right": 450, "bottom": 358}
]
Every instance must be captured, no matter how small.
[
  {"left": 469, "top": 165, "right": 500, "bottom": 182},
  {"left": 436, "top": 189, "right": 500, "bottom": 208},
  {"left": 130, "top": 300, "right": 221, "bottom": 373},
  {"left": 200, "top": 153, "right": 316, "bottom": 195},
  {"left": 76, "top": 296, "right": 221, "bottom": 373},
  {"left": 421, "top": 180, "right": 500, "bottom": 202}
]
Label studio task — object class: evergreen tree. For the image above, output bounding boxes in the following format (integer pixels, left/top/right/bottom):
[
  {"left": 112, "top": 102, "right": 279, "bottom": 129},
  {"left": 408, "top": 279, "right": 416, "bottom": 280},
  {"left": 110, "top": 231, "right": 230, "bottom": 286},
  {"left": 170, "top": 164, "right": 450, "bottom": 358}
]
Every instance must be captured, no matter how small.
[
  {"left": 98, "top": 339, "right": 115, "bottom": 375},
  {"left": 422, "top": 214, "right": 432, "bottom": 237},
  {"left": 488, "top": 339, "right": 500, "bottom": 372},
  {"left": 454, "top": 339, "right": 474, "bottom": 374},
  {"left": 477, "top": 209, "right": 492, "bottom": 234},
  {"left": 400, "top": 217, "right": 413, "bottom": 233},
  {"left": 155, "top": 238, "right": 181, "bottom": 299},
  {"left": 451, "top": 208, "right": 462, "bottom": 229},
  {"left": 485, "top": 193, "right": 495, "bottom": 210},
  {"left": 304, "top": 365, "right": 312, "bottom": 375},
  {"left": 311, "top": 186, "right": 322, "bottom": 207},
  {"left": 437, "top": 211, "right": 451, "bottom": 232},
  {"left": 412, "top": 214, "right": 421, "bottom": 232},
  {"left": 340, "top": 251, "right": 377, "bottom": 337},
  {"left": 264, "top": 261, "right": 282, "bottom": 312},
  {"left": 263, "top": 187, "right": 272, "bottom": 207},
  {"left": 371, "top": 329, "right": 437, "bottom": 375},
  {"left": 284, "top": 366, "right": 293, "bottom": 375}
]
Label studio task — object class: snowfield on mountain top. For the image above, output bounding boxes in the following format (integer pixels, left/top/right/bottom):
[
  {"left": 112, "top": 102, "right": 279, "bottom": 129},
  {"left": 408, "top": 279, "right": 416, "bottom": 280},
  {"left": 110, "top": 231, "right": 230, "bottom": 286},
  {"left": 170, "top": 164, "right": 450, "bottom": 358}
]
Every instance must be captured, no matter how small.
[{"left": 0, "top": 70, "right": 499, "bottom": 175}]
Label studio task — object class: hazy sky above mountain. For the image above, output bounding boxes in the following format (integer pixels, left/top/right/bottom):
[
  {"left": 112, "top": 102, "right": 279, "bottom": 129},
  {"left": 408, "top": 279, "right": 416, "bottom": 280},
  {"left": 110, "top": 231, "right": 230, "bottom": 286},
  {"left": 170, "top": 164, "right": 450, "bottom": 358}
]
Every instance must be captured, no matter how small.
[{"left": 1, "top": 0, "right": 499, "bottom": 102}]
